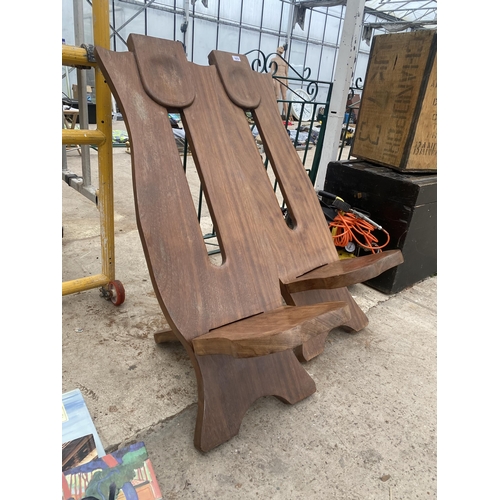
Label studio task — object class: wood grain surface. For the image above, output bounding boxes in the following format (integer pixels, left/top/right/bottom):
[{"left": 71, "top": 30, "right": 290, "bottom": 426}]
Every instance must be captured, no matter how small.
[
  {"left": 193, "top": 302, "right": 350, "bottom": 358},
  {"left": 283, "top": 249, "right": 404, "bottom": 293}
]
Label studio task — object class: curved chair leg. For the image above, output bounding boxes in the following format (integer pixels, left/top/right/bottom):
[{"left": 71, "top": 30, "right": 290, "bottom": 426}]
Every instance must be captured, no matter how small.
[
  {"left": 286, "top": 287, "right": 369, "bottom": 362},
  {"left": 193, "top": 350, "right": 316, "bottom": 452}
]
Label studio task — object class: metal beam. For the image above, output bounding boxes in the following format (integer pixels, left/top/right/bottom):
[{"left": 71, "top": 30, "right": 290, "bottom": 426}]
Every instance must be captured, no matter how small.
[
  {"left": 285, "top": 0, "right": 296, "bottom": 63},
  {"left": 314, "top": 0, "right": 365, "bottom": 191},
  {"left": 73, "top": 0, "right": 92, "bottom": 187},
  {"left": 295, "top": 0, "right": 345, "bottom": 7}
]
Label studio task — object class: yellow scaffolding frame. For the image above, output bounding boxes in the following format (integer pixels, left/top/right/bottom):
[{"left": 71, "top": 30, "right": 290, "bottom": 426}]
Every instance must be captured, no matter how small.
[{"left": 62, "top": 0, "right": 122, "bottom": 303}]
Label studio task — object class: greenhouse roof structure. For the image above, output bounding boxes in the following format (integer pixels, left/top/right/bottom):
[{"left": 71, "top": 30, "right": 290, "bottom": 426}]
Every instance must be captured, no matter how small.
[
  {"left": 364, "top": 0, "right": 437, "bottom": 29},
  {"left": 293, "top": 0, "right": 437, "bottom": 31}
]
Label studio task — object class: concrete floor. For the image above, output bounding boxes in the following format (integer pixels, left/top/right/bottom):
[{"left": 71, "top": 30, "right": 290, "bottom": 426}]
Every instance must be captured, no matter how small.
[{"left": 62, "top": 132, "right": 437, "bottom": 499}]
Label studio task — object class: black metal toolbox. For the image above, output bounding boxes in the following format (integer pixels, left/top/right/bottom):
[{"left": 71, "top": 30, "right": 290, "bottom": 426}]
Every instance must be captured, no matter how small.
[{"left": 324, "top": 160, "right": 437, "bottom": 294}]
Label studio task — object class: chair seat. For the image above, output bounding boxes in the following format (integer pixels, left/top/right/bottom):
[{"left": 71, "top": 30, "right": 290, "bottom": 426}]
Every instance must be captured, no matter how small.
[
  {"left": 282, "top": 249, "right": 404, "bottom": 294},
  {"left": 192, "top": 301, "right": 350, "bottom": 358}
]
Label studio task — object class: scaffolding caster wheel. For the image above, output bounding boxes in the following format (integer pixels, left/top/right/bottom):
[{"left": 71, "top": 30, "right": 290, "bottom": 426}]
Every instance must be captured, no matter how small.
[{"left": 103, "top": 280, "right": 125, "bottom": 306}]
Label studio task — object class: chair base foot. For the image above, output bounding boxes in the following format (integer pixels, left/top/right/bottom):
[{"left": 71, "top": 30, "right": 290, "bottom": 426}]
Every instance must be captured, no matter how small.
[
  {"left": 193, "top": 349, "right": 316, "bottom": 452},
  {"left": 154, "top": 328, "right": 179, "bottom": 344}
]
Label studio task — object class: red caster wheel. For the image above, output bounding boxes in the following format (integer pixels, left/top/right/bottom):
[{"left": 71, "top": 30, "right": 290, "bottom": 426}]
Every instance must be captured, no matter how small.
[{"left": 107, "top": 280, "right": 125, "bottom": 306}]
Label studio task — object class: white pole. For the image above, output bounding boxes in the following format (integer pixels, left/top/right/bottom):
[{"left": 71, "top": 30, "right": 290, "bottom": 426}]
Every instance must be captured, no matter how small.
[
  {"left": 183, "top": 0, "right": 192, "bottom": 60},
  {"left": 285, "top": 0, "right": 295, "bottom": 63},
  {"left": 314, "top": 0, "right": 365, "bottom": 191}
]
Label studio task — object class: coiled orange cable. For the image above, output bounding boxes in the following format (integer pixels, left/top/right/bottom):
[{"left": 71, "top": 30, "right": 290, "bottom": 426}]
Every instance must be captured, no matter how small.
[{"left": 329, "top": 211, "right": 390, "bottom": 254}]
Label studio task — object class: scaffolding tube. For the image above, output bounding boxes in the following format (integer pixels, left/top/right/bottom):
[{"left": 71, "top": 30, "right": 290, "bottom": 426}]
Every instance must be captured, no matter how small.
[{"left": 62, "top": 0, "right": 124, "bottom": 305}]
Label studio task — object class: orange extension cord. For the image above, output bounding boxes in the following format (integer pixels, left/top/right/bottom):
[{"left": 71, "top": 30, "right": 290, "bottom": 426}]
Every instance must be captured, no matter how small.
[{"left": 329, "top": 211, "right": 390, "bottom": 254}]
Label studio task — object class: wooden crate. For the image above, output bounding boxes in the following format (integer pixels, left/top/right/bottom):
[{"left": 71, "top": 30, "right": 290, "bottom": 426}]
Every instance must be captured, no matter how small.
[{"left": 351, "top": 30, "right": 437, "bottom": 172}]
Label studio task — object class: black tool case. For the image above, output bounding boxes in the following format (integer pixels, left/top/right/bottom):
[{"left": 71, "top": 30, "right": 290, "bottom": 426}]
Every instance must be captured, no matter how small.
[{"left": 324, "top": 160, "right": 437, "bottom": 294}]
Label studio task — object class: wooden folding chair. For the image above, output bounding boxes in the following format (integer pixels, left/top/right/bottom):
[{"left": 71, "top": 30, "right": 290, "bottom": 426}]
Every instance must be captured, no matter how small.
[{"left": 95, "top": 34, "right": 402, "bottom": 451}]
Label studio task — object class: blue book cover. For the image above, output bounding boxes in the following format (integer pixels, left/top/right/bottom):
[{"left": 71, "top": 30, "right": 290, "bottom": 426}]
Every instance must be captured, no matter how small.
[{"left": 62, "top": 388, "right": 105, "bottom": 468}]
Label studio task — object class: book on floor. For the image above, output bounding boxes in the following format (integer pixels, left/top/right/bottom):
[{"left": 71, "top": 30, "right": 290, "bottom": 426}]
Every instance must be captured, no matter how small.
[
  {"left": 62, "top": 441, "right": 163, "bottom": 500},
  {"left": 62, "top": 389, "right": 105, "bottom": 471}
]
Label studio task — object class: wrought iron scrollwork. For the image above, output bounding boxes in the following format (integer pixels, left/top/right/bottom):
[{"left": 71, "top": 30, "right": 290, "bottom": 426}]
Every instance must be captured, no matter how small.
[
  {"left": 245, "top": 49, "right": 267, "bottom": 73},
  {"left": 304, "top": 80, "right": 318, "bottom": 101},
  {"left": 244, "top": 49, "right": 319, "bottom": 102},
  {"left": 244, "top": 49, "right": 312, "bottom": 81}
]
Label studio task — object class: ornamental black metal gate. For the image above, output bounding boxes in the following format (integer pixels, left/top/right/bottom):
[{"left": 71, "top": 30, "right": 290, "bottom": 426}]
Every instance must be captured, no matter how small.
[{"left": 245, "top": 48, "right": 333, "bottom": 184}]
